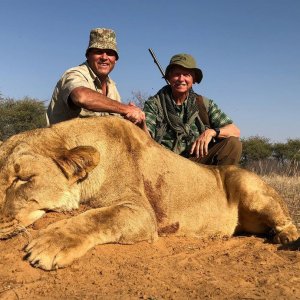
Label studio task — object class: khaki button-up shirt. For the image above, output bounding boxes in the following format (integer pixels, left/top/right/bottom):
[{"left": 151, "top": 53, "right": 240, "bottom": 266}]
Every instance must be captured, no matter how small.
[{"left": 46, "top": 61, "right": 121, "bottom": 125}]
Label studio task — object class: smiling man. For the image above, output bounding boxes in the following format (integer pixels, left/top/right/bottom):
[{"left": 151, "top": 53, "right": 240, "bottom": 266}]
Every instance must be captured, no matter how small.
[
  {"left": 46, "top": 28, "right": 144, "bottom": 125},
  {"left": 142, "top": 53, "right": 242, "bottom": 165}
]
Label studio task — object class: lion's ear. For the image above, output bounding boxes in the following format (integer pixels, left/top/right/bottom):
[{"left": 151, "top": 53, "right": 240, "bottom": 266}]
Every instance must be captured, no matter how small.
[{"left": 53, "top": 146, "right": 100, "bottom": 184}]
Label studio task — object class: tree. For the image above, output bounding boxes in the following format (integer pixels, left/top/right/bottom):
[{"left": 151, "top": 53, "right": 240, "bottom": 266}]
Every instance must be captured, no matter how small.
[
  {"left": 0, "top": 97, "right": 47, "bottom": 141},
  {"left": 241, "top": 136, "right": 272, "bottom": 165},
  {"left": 273, "top": 139, "right": 300, "bottom": 162},
  {"left": 272, "top": 142, "right": 288, "bottom": 164},
  {"left": 129, "top": 91, "right": 148, "bottom": 109},
  {"left": 285, "top": 139, "right": 300, "bottom": 161}
]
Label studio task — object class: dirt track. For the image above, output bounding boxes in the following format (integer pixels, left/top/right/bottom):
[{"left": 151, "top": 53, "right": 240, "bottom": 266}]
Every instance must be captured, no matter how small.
[{"left": 0, "top": 212, "right": 299, "bottom": 300}]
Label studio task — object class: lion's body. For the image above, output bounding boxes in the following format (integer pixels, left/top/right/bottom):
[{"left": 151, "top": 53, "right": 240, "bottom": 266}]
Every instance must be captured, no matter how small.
[{"left": 0, "top": 116, "right": 298, "bottom": 270}]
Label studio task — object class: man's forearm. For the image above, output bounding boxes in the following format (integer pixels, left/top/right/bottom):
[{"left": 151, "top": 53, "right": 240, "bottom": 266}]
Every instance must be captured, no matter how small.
[
  {"left": 70, "top": 87, "right": 128, "bottom": 115},
  {"left": 217, "top": 123, "right": 240, "bottom": 138}
]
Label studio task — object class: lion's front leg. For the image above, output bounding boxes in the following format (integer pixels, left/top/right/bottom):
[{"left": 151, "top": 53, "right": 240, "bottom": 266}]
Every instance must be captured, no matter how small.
[
  {"left": 233, "top": 170, "right": 299, "bottom": 244},
  {"left": 25, "top": 202, "right": 157, "bottom": 270}
]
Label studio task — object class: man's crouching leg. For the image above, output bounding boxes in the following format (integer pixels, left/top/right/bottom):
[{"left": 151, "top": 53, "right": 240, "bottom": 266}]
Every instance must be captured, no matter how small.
[{"left": 190, "top": 137, "right": 242, "bottom": 166}]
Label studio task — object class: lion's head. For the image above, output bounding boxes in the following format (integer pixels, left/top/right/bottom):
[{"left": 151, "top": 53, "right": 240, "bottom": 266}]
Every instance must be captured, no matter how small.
[{"left": 0, "top": 136, "right": 99, "bottom": 239}]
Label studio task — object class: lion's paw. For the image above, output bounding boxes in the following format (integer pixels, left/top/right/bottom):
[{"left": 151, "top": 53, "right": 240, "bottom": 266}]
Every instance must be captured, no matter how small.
[
  {"left": 273, "top": 223, "right": 299, "bottom": 244},
  {"left": 24, "top": 226, "right": 88, "bottom": 270}
]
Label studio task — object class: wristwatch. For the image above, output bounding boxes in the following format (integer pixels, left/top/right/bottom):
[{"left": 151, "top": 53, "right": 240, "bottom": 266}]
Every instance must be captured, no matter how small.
[{"left": 213, "top": 128, "right": 220, "bottom": 138}]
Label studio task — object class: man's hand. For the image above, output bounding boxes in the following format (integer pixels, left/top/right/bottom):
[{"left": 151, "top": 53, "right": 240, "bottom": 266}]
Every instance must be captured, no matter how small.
[
  {"left": 190, "top": 128, "right": 216, "bottom": 158},
  {"left": 124, "top": 102, "right": 145, "bottom": 124}
]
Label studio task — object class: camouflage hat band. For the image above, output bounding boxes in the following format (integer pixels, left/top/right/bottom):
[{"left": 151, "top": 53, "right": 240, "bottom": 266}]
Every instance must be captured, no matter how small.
[
  {"left": 165, "top": 53, "right": 203, "bottom": 83},
  {"left": 86, "top": 28, "right": 119, "bottom": 60}
]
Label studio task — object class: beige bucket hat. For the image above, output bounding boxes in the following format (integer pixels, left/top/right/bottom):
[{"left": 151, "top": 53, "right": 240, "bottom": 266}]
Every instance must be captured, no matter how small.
[{"left": 86, "top": 28, "right": 119, "bottom": 60}]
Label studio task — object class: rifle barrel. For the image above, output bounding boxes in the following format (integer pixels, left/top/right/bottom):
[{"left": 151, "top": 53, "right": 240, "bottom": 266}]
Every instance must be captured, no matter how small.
[{"left": 148, "top": 48, "right": 169, "bottom": 84}]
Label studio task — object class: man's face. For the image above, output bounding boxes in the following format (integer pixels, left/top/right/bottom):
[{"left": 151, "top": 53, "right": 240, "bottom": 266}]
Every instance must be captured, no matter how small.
[
  {"left": 167, "top": 66, "right": 195, "bottom": 94},
  {"left": 87, "top": 48, "right": 117, "bottom": 79}
]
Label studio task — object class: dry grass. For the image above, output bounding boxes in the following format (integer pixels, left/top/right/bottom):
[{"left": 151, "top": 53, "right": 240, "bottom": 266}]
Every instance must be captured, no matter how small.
[{"left": 262, "top": 174, "right": 300, "bottom": 230}]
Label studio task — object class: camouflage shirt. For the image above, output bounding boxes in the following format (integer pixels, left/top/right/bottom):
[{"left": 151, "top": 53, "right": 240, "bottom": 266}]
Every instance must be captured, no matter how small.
[
  {"left": 46, "top": 61, "right": 121, "bottom": 125},
  {"left": 143, "top": 86, "right": 233, "bottom": 156}
]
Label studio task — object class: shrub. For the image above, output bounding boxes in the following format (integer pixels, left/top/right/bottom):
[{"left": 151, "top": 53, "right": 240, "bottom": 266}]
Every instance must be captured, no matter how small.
[{"left": 0, "top": 97, "right": 47, "bottom": 140}]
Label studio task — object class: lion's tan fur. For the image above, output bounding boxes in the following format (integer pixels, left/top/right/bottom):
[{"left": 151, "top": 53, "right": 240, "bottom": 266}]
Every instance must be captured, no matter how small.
[{"left": 0, "top": 116, "right": 298, "bottom": 270}]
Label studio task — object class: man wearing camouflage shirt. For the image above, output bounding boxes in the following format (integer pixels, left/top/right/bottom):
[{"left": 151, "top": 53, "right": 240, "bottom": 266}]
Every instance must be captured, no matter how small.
[
  {"left": 47, "top": 28, "right": 144, "bottom": 125},
  {"left": 141, "top": 53, "right": 242, "bottom": 165}
]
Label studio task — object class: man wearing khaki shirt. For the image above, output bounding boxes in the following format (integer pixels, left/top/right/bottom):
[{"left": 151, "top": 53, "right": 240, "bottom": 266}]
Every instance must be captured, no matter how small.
[{"left": 47, "top": 28, "right": 144, "bottom": 125}]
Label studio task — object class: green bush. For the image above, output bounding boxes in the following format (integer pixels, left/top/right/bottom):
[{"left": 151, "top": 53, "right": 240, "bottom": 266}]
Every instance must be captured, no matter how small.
[
  {"left": 241, "top": 136, "right": 272, "bottom": 164},
  {"left": 0, "top": 96, "right": 47, "bottom": 141}
]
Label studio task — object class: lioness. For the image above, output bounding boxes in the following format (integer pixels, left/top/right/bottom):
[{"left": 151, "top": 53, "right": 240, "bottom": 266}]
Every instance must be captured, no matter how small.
[{"left": 0, "top": 116, "right": 298, "bottom": 270}]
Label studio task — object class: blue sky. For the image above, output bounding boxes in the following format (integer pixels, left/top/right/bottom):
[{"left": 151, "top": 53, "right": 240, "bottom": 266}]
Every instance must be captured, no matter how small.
[{"left": 0, "top": 0, "right": 299, "bottom": 142}]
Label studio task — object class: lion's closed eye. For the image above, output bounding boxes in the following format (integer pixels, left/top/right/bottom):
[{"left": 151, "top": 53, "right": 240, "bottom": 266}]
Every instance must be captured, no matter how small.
[
  {"left": 12, "top": 175, "right": 35, "bottom": 188},
  {"left": 13, "top": 163, "right": 35, "bottom": 185}
]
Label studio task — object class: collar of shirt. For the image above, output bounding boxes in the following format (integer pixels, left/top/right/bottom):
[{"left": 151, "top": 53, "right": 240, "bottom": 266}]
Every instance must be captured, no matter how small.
[{"left": 171, "top": 93, "right": 190, "bottom": 114}]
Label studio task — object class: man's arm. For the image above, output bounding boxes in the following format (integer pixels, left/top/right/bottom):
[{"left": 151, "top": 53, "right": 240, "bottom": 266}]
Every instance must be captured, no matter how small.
[
  {"left": 213, "top": 123, "right": 240, "bottom": 139},
  {"left": 189, "top": 99, "right": 241, "bottom": 158},
  {"left": 70, "top": 87, "right": 145, "bottom": 124},
  {"left": 190, "top": 123, "right": 240, "bottom": 158}
]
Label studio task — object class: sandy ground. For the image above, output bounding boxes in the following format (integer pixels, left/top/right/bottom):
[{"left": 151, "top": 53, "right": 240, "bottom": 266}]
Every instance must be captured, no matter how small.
[{"left": 0, "top": 212, "right": 300, "bottom": 300}]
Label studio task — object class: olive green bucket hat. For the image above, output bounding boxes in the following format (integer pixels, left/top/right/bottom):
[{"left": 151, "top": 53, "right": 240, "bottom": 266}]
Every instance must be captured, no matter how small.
[
  {"left": 86, "top": 28, "right": 119, "bottom": 60},
  {"left": 165, "top": 53, "right": 203, "bottom": 83}
]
